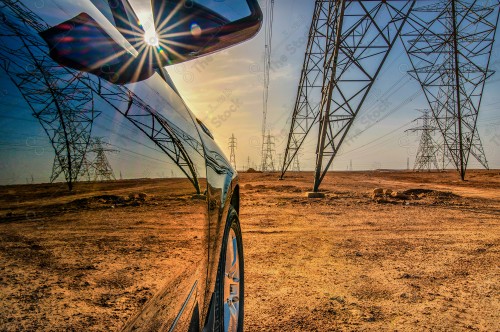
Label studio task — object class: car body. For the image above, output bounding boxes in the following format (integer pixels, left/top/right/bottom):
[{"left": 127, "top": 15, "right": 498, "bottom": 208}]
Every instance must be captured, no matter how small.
[{"left": 0, "top": 0, "right": 261, "bottom": 331}]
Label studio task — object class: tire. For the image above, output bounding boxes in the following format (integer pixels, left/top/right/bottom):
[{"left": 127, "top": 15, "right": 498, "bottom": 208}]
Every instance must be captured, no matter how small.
[{"left": 214, "top": 207, "right": 244, "bottom": 332}]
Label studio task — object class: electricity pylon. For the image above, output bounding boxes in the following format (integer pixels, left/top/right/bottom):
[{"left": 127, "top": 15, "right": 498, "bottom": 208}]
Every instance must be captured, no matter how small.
[
  {"left": 406, "top": 110, "right": 441, "bottom": 172},
  {"left": 262, "top": 132, "right": 276, "bottom": 172},
  {"left": 400, "top": 0, "right": 498, "bottom": 180},
  {"left": 281, "top": 0, "right": 416, "bottom": 192},
  {"left": 228, "top": 134, "right": 237, "bottom": 169},
  {"left": 91, "top": 138, "right": 118, "bottom": 181},
  {"left": 0, "top": 3, "right": 100, "bottom": 190}
]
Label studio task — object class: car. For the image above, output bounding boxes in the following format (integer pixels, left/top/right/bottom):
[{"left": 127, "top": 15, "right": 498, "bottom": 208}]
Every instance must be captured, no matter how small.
[{"left": 0, "top": 0, "right": 262, "bottom": 331}]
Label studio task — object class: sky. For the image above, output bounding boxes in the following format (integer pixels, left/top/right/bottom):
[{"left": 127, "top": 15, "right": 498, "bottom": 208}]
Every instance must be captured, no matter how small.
[{"left": 0, "top": 0, "right": 499, "bottom": 185}]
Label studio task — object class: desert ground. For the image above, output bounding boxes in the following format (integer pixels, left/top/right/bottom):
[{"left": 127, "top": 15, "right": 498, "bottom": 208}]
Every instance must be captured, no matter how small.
[{"left": 1, "top": 170, "right": 499, "bottom": 331}]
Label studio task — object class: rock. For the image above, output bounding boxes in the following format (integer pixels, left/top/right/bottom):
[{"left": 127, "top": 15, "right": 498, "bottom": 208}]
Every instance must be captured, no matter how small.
[
  {"left": 391, "top": 191, "right": 409, "bottom": 200},
  {"left": 383, "top": 188, "right": 393, "bottom": 195},
  {"left": 243, "top": 184, "right": 253, "bottom": 190},
  {"left": 372, "top": 188, "right": 384, "bottom": 200}
]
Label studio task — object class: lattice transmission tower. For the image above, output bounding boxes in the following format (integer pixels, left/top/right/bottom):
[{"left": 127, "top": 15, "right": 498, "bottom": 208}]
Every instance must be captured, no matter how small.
[
  {"left": 280, "top": 0, "right": 416, "bottom": 192},
  {"left": 228, "top": 134, "right": 237, "bottom": 169},
  {"left": 400, "top": 0, "right": 498, "bottom": 180},
  {"left": 262, "top": 132, "right": 276, "bottom": 172},
  {"left": 406, "top": 110, "right": 441, "bottom": 172},
  {"left": 0, "top": 2, "right": 100, "bottom": 190},
  {"left": 91, "top": 138, "right": 118, "bottom": 181}
]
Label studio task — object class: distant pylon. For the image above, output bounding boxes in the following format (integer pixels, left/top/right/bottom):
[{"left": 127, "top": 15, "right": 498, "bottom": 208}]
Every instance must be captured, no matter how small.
[
  {"left": 406, "top": 110, "right": 440, "bottom": 172},
  {"left": 228, "top": 134, "right": 237, "bottom": 169},
  {"left": 262, "top": 131, "right": 276, "bottom": 172},
  {"left": 91, "top": 138, "right": 118, "bottom": 181}
]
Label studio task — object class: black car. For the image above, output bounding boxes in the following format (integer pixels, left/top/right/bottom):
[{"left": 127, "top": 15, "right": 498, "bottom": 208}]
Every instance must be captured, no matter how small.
[{"left": 0, "top": 0, "right": 262, "bottom": 331}]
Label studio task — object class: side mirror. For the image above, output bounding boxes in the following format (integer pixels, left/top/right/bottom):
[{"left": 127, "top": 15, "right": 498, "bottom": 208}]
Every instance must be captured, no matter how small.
[
  {"left": 151, "top": 0, "right": 263, "bottom": 65},
  {"left": 40, "top": 0, "right": 262, "bottom": 84}
]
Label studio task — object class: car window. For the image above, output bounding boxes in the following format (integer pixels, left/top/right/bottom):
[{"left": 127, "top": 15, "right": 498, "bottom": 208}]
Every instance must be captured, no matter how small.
[{"left": 27, "top": 0, "right": 139, "bottom": 56}]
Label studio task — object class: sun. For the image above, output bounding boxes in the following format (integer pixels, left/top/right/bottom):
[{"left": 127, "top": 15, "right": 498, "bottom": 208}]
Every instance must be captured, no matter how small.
[{"left": 144, "top": 30, "right": 159, "bottom": 47}]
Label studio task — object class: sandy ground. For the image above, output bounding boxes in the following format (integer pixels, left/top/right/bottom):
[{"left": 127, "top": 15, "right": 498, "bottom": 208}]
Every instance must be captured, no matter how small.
[
  {"left": 1, "top": 170, "right": 499, "bottom": 331},
  {"left": 241, "top": 170, "right": 500, "bottom": 331}
]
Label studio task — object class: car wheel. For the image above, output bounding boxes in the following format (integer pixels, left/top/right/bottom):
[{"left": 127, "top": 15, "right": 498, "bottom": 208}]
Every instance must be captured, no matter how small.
[{"left": 215, "top": 207, "right": 244, "bottom": 332}]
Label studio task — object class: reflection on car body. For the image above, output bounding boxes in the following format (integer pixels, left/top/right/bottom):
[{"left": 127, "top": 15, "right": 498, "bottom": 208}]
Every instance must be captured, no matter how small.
[{"left": 0, "top": 0, "right": 261, "bottom": 331}]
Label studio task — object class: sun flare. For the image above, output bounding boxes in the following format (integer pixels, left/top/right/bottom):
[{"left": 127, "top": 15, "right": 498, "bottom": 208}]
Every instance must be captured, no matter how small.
[{"left": 144, "top": 30, "right": 159, "bottom": 47}]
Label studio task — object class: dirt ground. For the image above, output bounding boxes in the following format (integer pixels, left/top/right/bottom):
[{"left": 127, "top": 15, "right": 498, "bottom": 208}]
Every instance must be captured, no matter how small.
[
  {"left": 241, "top": 170, "right": 500, "bottom": 331},
  {"left": 1, "top": 170, "right": 499, "bottom": 331}
]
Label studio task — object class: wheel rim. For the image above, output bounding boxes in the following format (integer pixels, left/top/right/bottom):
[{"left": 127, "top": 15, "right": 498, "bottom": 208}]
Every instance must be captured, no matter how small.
[{"left": 223, "top": 227, "right": 240, "bottom": 332}]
